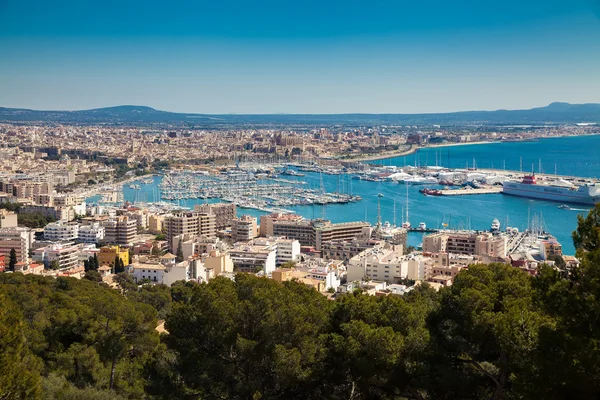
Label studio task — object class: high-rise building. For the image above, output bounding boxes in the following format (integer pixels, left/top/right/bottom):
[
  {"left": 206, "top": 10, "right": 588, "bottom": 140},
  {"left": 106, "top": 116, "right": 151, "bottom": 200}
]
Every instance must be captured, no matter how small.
[
  {"left": 78, "top": 222, "right": 105, "bottom": 244},
  {"left": 259, "top": 213, "right": 303, "bottom": 237},
  {"left": 32, "top": 242, "right": 81, "bottom": 269},
  {"left": 194, "top": 203, "right": 236, "bottom": 230},
  {"left": 231, "top": 215, "right": 257, "bottom": 242},
  {"left": 103, "top": 216, "right": 137, "bottom": 245},
  {"left": 164, "top": 212, "right": 216, "bottom": 251},
  {"left": 0, "top": 227, "right": 32, "bottom": 263},
  {"left": 44, "top": 221, "right": 79, "bottom": 242}
]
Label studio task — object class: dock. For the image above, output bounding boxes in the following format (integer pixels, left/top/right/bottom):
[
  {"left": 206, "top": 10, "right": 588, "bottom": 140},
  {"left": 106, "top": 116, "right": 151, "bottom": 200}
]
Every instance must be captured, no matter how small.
[{"left": 438, "top": 187, "right": 503, "bottom": 196}]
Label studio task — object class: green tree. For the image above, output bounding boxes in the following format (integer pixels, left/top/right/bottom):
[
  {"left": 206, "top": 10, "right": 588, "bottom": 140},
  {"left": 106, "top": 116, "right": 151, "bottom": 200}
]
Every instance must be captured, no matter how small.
[
  {"left": 428, "top": 263, "right": 551, "bottom": 400},
  {"left": 527, "top": 204, "right": 600, "bottom": 398},
  {"left": 9, "top": 248, "right": 17, "bottom": 271},
  {"left": 280, "top": 261, "right": 296, "bottom": 268},
  {"left": 0, "top": 292, "right": 42, "bottom": 399},
  {"left": 114, "top": 256, "right": 125, "bottom": 274},
  {"left": 175, "top": 240, "right": 184, "bottom": 263},
  {"left": 50, "top": 260, "right": 60, "bottom": 270},
  {"left": 572, "top": 203, "right": 600, "bottom": 256},
  {"left": 84, "top": 270, "right": 102, "bottom": 283},
  {"left": 165, "top": 274, "right": 332, "bottom": 399}
]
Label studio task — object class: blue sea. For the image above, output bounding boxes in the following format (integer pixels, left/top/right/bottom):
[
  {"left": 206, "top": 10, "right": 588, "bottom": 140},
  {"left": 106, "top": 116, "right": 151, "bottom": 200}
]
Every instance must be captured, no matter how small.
[{"left": 116, "top": 135, "right": 600, "bottom": 255}]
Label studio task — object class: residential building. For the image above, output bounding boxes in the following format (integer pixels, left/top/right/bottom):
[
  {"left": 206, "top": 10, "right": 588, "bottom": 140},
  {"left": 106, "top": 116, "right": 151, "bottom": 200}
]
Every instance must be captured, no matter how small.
[
  {"left": 194, "top": 202, "right": 236, "bottom": 230},
  {"left": 129, "top": 262, "right": 166, "bottom": 283},
  {"left": 229, "top": 242, "right": 277, "bottom": 274},
  {"left": 203, "top": 250, "right": 234, "bottom": 275},
  {"left": 272, "top": 219, "right": 314, "bottom": 246},
  {"left": 162, "top": 262, "right": 191, "bottom": 286},
  {"left": 274, "top": 238, "right": 301, "bottom": 265},
  {"left": 148, "top": 214, "right": 163, "bottom": 234},
  {"left": 44, "top": 221, "right": 79, "bottom": 241},
  {"left": 78, "top": 222, "right": 105, "bottom": 243},
  {"left": 33, "top": 242, "right": 81, "bottom": 269},
  {"left": 0, "top": 227, "right": 32, "bottom": 263},
  {"left": 423, "top": 231, "right": 507, "bottom": 258},
  {"left": 231, "top": 215, "right": 257, "bottom": 242},
  {"left": 347, "top": 244, "right": 406, "bottom": 283},
  {"left": 313, "top": 220, "right": 370, "bottom": 250},
  {"left": 259, "top": 213, "right": 303, "bottom": 237},
  {"left": 539, "top": 238, "right": 563, "bottom": 260},
  {"left": 320, "top": 238, "right": 382, "bottom": 262},
  {"left": 98, "top": 245, "right": 130, "bottom": 268},
  {"left": 103, "top": 216, "right": 137, "bottom": 245},
  {"left": 164, "top": 212, "right": 216, "bottom": 251}
]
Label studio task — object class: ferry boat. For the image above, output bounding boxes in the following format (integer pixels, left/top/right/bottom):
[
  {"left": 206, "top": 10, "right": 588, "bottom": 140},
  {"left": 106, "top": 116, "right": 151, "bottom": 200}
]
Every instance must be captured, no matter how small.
[{"left": 502, "top": 174, "right": 600, "bottom": 205}]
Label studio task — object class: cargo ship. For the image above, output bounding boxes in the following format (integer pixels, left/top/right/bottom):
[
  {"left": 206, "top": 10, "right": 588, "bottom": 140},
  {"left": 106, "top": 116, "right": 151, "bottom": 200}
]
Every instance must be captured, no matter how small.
[{"left": 502, "top": 174, "right": 600, "bottom": 205}]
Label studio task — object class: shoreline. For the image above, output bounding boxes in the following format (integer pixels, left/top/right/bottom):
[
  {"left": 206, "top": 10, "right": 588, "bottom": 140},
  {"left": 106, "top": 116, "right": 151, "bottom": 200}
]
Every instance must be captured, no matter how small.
[
  {"left": 342, "top": 134, "right": 600, "bottom": 163},
  {"left": 344, "top": 141, "right": 496, "bottom": 163}
]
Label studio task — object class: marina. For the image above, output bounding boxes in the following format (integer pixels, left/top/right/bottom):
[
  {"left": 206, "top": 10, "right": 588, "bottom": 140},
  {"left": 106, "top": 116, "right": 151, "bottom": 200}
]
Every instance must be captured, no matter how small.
[
  {"left": 157, "top": 169, "right": 362, "bottom": 213},
  {"left": 93, "top": 135, "right": 600, "bottom": 255}
]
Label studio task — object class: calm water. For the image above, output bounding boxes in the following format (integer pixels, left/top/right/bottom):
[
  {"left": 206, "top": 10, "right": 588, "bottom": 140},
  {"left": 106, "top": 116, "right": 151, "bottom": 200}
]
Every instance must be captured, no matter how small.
[{"left": 116, "top": 135, "right": 600, "bottom": 255}]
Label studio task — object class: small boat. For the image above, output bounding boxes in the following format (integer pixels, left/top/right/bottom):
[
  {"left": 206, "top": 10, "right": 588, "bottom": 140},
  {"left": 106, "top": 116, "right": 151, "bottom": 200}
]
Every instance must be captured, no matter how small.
[
  {"left": 558, "top": 204, "right": 571, "bottom": 210},
  {"left": 418, "top": 222, "right": 427, "bottom": 230},
  {"left": 378, "top": 193, "right": 384, "bottom": 197}
]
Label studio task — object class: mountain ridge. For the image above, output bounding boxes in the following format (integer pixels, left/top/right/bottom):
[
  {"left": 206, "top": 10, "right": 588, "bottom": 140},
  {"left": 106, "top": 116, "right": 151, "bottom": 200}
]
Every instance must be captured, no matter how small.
[{"left": 0, "top": 102, "right": 599, "bottom": 125}]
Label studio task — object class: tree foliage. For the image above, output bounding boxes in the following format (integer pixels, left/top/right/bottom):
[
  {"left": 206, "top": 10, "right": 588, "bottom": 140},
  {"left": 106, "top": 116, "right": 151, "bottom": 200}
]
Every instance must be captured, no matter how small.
[{"left": 2, "top": 205, "right": 600, "bottom": 399}]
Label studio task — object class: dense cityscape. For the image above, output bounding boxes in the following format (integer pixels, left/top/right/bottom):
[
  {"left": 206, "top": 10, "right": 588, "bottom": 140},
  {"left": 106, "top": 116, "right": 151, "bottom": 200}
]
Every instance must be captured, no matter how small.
[{"left": 3, "top": 0, "right": 600, "bottom": 398}]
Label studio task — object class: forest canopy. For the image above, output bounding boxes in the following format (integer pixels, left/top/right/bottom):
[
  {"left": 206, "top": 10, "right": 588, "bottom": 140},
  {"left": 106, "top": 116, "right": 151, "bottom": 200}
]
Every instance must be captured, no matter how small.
[{"left": 2, "top": 204, "right": 600, "bottom": 399}]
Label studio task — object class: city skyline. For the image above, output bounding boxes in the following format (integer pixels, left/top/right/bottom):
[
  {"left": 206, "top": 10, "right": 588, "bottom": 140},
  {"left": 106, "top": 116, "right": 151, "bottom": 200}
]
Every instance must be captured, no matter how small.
[{"left": 1, "top": 0, "right": 600, "bottom": 113}]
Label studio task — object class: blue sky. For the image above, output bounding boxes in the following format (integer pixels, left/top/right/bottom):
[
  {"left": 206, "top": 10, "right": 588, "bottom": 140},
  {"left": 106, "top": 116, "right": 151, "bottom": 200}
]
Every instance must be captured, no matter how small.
[{"left": 0, "top": 0, "right": 599, "bottom": 113}]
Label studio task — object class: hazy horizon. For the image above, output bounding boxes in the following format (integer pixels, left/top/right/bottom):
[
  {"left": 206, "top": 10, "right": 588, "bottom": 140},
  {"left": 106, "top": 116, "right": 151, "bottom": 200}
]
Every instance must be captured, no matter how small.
[
  {"left": 2, "top": 101, "right": 599, "bottom": 116},
  {"left": 1, "top": 0, "right": 600, "bottom": 113}
]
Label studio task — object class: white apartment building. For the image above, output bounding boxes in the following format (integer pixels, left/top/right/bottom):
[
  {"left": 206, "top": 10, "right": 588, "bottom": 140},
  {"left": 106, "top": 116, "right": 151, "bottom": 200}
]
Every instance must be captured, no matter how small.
[
  {"left": 229, "top": 243, "right": 277, "bottom": 274},
  {"left": 129, "top": 262, "right": 166, "bottom": 283},
  {"left": 78, "top": 222, "right": 105, "bottom": 243},
  {"left": 44, "top": 221, "right": 79, "bottom": 242},
  {"left": 274, "top": 238, "right": 301, "bottom": 265},
  {"left": 347, "top": 245, "right": 430, "bottom": 283},
  {"left": 32, "top": 242, "right": 81, "bottom": 269},
  {"left": 301, "top": 259, "right": 344, "bottom": 290},
  {"left": 162, "top": 262, "right": 191, "bottom": 287}
]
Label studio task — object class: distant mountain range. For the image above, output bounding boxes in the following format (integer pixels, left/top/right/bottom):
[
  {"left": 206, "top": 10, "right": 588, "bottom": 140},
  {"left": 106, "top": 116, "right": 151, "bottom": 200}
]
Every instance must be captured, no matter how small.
[{"left": 0, "top": 102, "right": 599, "bottom": 126}]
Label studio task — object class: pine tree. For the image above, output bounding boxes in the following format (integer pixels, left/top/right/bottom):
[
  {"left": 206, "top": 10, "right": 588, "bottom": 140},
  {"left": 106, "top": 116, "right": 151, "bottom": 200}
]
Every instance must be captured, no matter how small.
[
  {"left": 93, "top": 253, "right": 99, "bottom": 270},
  {"left": 176, "top": 240, "right": 184, "bottom": 263},
  {"left": 114, "top": 256, "right": 125, "bottom": 274},
  {"left": 8, "top": 248, "right": 17, "bottom": 272}
]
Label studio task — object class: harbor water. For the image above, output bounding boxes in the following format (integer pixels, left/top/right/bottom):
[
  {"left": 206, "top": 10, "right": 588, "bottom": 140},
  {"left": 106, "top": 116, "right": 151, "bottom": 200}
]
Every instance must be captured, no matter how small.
[{"left": 119, "top": 135, "right": 600, "bottom": 255}]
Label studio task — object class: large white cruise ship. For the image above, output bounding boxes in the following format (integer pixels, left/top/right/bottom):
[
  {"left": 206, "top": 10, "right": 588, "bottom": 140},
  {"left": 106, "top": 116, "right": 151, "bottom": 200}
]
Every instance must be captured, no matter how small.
[{"left": 502, "top": 174, "right": 600, "bottom": 205}]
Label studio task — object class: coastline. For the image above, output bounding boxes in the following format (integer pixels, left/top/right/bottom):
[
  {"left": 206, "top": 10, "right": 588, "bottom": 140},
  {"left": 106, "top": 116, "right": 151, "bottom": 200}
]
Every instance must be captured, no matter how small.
[
  {"left": 341, "top": 134, "right": 600, "bottom": 164},
  {"left": 344, "top": 140, "right": 496, "bottom": 163}
]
